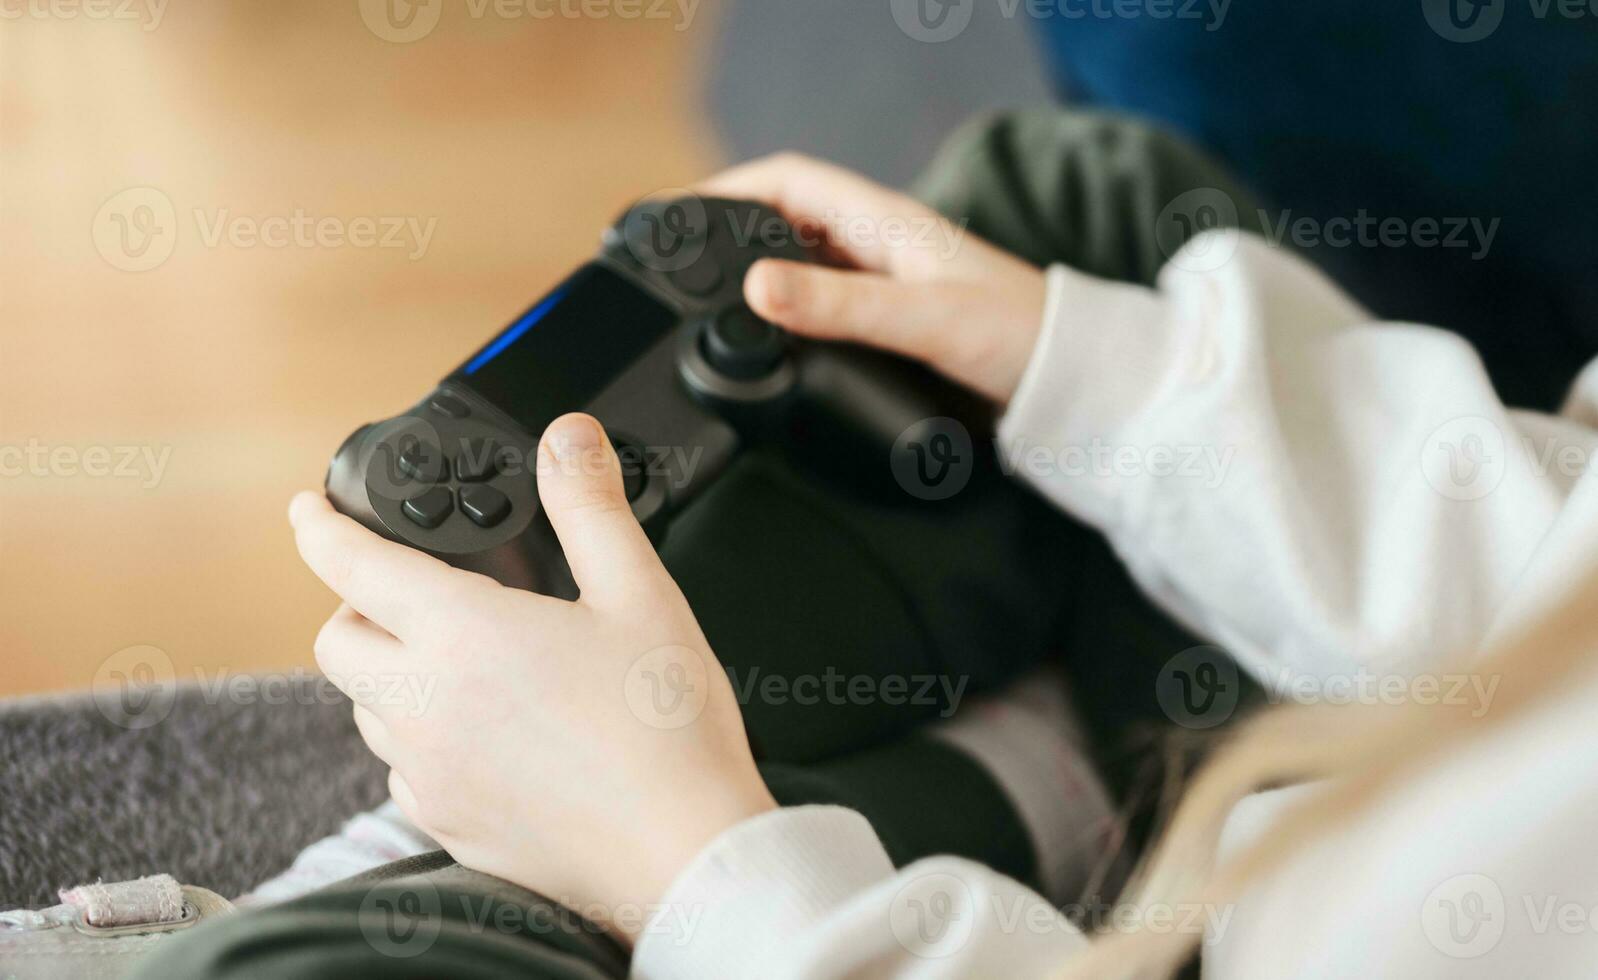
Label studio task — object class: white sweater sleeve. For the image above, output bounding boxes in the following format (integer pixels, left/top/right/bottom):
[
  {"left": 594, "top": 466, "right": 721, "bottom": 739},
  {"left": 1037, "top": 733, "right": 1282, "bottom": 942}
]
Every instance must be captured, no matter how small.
[
  {"left": 630, "top": 236, "right": 1598, "bottom": 979},
  {"left": 998, "top": 232, "right": 1598, "bottom": 682},
  {"left": 631, "top": 806, "right": 1089, "bottom": 980}
]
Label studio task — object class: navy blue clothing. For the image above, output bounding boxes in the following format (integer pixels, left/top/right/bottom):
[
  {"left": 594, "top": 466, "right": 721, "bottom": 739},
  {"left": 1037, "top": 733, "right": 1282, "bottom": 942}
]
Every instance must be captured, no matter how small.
[{"left": 1036, "top": 3, "right": 1598, "bottom": 409}]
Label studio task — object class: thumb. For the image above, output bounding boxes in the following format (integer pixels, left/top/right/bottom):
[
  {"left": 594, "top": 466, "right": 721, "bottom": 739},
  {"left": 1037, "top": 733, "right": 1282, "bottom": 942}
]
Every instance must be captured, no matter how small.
[
  {"left": 536, "top": 413, "right": 663, "bottom": 603},
  {"left": 744, "top": 259, "right": 997, "bottom": 391}
]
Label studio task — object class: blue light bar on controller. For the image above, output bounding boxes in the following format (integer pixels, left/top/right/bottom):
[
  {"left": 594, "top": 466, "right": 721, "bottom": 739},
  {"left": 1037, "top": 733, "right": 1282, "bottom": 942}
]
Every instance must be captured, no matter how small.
[{"left": 463, "top": 285, "right": 570, "bottom": 375}]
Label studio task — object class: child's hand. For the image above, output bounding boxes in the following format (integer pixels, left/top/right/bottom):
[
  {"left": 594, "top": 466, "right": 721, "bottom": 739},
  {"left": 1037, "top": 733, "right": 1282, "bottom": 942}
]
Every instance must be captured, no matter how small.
[
  {"left": 290, "top": 413, "right": 775, "bottom": 942},
  {"left": 700, "top": 153, "right": 1047, "bottom": 404}
]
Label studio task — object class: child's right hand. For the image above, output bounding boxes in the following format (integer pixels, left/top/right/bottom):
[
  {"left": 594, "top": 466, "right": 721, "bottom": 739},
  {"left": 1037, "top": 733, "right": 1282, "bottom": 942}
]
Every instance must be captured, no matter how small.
[{"left": 699, "top": 154, "right": 1047, "bottom": 405}]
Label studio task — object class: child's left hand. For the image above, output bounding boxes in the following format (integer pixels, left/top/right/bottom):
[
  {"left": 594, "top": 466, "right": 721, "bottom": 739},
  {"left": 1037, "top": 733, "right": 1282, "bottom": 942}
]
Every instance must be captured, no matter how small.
[{"left": 290, "top": 412, "right": 775, "bottom": 943}]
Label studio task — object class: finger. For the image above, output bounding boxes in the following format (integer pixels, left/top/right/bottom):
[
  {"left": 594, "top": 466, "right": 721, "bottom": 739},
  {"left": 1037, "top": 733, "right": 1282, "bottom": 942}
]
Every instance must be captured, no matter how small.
[
  {"left": 697, "top": 153, "right": 942, "bottom": 275},
  {"left": 535, "top": 413, "right": 666, "bottom": 604},
  {"left": 352, "top": 704, "right": 403, "bottom": 768},
  {"left": 314, "top": 604, "right": 406, "bottom": 698},
  {"left": 290, "top": 491, "right": 485, "bottom": 639},
  {"left": 746, "top": 259, "right": 997, "bottom": 375}
]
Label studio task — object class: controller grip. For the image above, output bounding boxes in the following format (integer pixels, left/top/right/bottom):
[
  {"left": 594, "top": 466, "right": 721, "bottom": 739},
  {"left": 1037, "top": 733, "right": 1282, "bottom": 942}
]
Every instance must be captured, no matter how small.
[{"left": 786, "top": 342, "right": 992, "bottom": 495}]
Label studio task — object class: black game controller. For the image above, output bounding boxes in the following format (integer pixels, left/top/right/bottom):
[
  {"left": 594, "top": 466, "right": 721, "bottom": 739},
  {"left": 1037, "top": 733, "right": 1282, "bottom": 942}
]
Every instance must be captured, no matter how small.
[{"left": 326, "top": 197, "right": 986, "bottom": 599}]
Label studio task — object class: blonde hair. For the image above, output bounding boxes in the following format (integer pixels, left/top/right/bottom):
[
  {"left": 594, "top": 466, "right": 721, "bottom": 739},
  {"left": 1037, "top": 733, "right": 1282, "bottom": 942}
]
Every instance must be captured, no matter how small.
[{"left": 1062, "top": 563, "right": 1598, "bottom": 979}]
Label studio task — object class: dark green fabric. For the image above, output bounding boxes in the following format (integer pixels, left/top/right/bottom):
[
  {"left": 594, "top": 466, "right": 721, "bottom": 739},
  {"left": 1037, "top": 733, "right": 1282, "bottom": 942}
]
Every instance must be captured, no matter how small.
[
  {"left": 664, "top": 445, "right": 1081, "bottom": 763},
  {"left": 136, "top": 108, "right": 1260, "bottom": 978},
  {"left": 916, "top": 108, "right": 1267, "bottom": 813},
  {"left": 136, "top": 853, "right": 630, "bottom": 980},
  {"left": 665, "top": 114, "right": 1265, "bottom": 770},
  {"left": 915, "top": 107, "right": 1267, "bottom": 281},
  {"left": 760, "top": 735, "right": 1036, "bottom": 885}
]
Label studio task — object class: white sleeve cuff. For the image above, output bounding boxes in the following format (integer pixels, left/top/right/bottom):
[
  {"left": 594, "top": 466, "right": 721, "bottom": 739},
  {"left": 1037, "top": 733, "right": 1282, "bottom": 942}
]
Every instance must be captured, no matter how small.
[
  {"left": 997, "top": 262, "right": 1188, "bottom": 528},
  {"left": 631, "top": 805, "right": 895, "bottom": 980}
]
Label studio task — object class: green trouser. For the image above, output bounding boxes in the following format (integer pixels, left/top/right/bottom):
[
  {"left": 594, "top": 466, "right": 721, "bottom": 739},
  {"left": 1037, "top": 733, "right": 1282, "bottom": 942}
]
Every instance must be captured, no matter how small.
[{"left": 134, "top": 109, "right": 1264, "bottom": 979}]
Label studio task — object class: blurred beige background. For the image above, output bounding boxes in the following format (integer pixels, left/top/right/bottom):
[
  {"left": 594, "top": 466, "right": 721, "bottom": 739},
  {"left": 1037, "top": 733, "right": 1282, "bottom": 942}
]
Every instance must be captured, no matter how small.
[{"left": 0, "top": 0, "right": 722, "bottom": 695}]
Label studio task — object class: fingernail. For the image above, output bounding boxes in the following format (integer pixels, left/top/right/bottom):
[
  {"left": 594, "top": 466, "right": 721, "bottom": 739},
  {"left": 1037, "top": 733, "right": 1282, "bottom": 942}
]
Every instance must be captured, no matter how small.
[{"left": 545, "top": 413, "right": 604, "bottom": 463}]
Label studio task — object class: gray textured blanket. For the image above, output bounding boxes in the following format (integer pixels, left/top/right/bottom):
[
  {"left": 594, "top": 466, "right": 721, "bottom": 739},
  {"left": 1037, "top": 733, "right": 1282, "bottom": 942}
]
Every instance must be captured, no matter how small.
[{"left": 0, "top": 676, "right": 387, "bottom": 908}]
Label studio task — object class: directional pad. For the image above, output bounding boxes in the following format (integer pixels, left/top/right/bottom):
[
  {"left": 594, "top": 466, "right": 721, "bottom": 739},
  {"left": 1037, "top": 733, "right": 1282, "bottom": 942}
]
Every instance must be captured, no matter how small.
[
  {"left": 459, "top": 485, "right": 512, "bottom": 528},
  {"left": 401, "top": 486, "right": 454, "bottom": 529},
  {"left": 397, "top": 439, "right": 446, "bottom": 485},
  {"left": 455, "top": 438, "right": 504, "bottom": 482}
]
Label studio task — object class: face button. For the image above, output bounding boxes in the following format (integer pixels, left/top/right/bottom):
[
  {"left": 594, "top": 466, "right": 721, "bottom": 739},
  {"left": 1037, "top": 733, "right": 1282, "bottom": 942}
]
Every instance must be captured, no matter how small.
[
  {"left": 701, "top": 306, "right": 785, "bottom": 380},
  {"left": 455, "top": 438, "right": 504, "bottom": 482},
  {"left": 429, "top": 393, "right": 471, "bottom": 419},
  {"left": 401, "top": 486, "right": 455, "bottom": 529},
  {"left": 668, "top": 258, "right": 724, "bottom": 297},
  {"left": 397, "top": 439, "right": 446, "bottom": 484},
  {"left": 459, "top": 484, "right": 512, "bottom": 528}
]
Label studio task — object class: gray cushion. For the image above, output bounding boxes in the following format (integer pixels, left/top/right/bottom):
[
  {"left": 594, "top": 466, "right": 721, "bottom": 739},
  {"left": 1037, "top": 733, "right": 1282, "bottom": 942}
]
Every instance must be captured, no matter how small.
[{"left": 0, "top": 677, "right": 387, "bottom": 908}]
